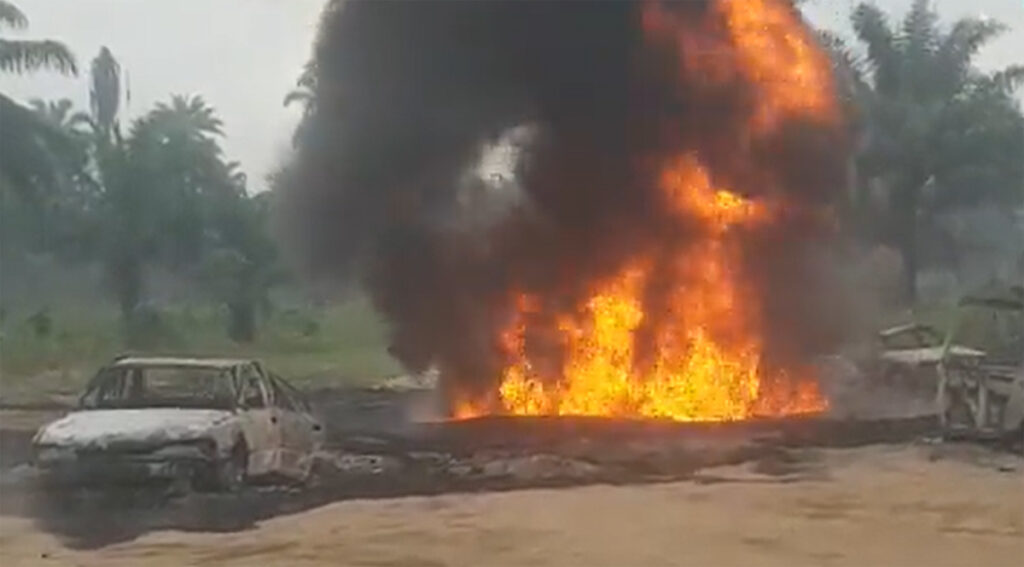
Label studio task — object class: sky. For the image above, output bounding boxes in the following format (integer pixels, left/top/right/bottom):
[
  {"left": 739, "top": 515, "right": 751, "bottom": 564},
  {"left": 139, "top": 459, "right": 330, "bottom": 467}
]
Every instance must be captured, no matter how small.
[{"left": 2, "top": 0, "right": 1021, "bottom": 187}]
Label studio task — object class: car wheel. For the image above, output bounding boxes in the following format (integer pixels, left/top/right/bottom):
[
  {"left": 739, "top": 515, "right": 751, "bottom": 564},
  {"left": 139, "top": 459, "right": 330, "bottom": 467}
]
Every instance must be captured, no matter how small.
[
  {"left": 942, "top": 397, "right": 974, "bottom": 440},
  {"left": 216, "top": 443, "right": 248, "bottom": 492},
  {"left": 1005, "top": 423, "right": 1024, "bottom": 455},
  {"left": 876, "top": 364, "right": 901, "bottom": 390},
  {"left": 196, "top": 442, "right": 247, "bottom": 492}
]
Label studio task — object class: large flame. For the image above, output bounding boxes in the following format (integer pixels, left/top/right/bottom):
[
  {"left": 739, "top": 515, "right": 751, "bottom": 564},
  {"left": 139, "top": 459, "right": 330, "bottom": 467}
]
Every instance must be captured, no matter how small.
[{"left": 455, "top": 0, "right": 838, "bottom": 422}]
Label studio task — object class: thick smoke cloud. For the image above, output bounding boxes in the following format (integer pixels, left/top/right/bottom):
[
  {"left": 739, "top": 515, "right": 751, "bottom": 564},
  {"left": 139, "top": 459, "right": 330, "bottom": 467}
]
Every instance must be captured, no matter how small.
[{"left": 280, "top": 0, "right": 850, "bottom": 405}]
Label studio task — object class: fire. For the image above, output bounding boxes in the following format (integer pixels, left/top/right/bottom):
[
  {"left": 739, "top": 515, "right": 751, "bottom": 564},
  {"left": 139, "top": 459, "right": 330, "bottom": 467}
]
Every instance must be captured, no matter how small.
[
  {"left": 712, "top": 0, "right": 837, "bottom": 129},
  {"left": 454, "top": 0, "right": 838, "bottom": 422},
  {"left": 478, "top": 157, "right": 824, "bottom": 422},
  {"left": 646, "top": 0, "right": 838, "bottom": 130}
]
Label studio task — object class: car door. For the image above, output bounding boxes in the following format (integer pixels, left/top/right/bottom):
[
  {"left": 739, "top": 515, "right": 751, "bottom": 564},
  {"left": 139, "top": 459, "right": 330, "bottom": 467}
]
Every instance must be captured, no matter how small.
[
  {"left": 269, "top": 374, "right": 323, "bottom": 478},
  {"left": 234, "top": 363, "right": 284, "bottom": 476}
]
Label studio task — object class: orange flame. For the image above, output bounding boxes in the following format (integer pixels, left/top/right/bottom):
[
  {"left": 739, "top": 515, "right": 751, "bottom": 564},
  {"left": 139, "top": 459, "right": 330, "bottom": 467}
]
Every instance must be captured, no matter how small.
[{"left": 454, "top": 0, "right": 837, "bottom": 422}]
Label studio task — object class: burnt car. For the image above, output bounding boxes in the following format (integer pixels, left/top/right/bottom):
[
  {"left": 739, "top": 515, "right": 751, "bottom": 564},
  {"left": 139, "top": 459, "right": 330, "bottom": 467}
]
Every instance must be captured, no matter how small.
[
  {"left": 874, "top": 322, "right": 984, "bottom": 393},
  {"left": 938, "top": 287, "right": 1024, "bottom": 444},
  {"left": 32, "top": 356, "right": 325, "bottom": 491}
]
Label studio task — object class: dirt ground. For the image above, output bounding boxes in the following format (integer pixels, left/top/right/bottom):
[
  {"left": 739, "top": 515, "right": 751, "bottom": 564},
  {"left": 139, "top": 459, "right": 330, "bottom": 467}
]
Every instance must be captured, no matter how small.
[{"left": 0, "top": 444, "right": 1020, "bottom": 567}]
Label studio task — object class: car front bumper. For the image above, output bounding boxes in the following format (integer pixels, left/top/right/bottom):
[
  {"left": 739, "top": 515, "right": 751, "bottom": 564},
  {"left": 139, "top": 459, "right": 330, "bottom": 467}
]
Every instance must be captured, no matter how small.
[{"left": 34, "top": 446, "right": 213, "bottom": 487}]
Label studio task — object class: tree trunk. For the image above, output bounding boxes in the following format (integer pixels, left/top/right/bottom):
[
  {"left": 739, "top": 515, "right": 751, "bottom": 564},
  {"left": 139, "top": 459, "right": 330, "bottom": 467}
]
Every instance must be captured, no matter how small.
[
  {"left": 109, "top": 254, "right": 143, "bottom": 343},
  {"left": 901, "top": 217, "right": 918, "bottom": 304},
  {"left": 228, "top": 300, "right": 256, "bottom": 343},
  {"left": 892, "top": 180, "right": 922, "bottom": 305}
]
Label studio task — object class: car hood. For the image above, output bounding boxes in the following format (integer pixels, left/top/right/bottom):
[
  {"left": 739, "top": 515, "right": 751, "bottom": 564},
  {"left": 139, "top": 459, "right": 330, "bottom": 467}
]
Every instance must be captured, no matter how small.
[
  {"left": 34, "top": 409, "right": 234, "bottom": 450},
  {"left": 880, "top": 345, "right": 985, "bottom": 366}
]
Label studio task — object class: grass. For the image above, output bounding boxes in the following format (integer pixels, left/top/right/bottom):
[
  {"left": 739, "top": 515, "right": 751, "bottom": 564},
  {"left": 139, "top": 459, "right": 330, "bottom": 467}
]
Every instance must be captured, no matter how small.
[{"left": 0, "top": 296, "right": 403, "bottom": 404}]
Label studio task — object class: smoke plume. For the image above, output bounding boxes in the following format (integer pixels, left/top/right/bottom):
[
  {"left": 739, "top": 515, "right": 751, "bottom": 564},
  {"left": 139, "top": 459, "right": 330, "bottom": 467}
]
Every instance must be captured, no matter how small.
[{"left": 280, "top": 0, "right": 851, "bottom": 411}]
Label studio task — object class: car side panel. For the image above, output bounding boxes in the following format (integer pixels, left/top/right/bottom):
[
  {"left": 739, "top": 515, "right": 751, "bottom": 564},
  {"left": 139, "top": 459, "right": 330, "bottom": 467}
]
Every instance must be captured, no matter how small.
[
  {"left": 1001, "top": 369, "right": 1024, "bottom": 433},
  {"left": 275, "top": 410, "right": 315, "bottom": 478},
  {"left": 235, "top": 408, "right": 282, "bottom": 475},
  {"left": 268, "top": 375, "right": 323, "bottom": 479},
  {"left": 236, "top": 364, "right": 284, "bottom": 476}
]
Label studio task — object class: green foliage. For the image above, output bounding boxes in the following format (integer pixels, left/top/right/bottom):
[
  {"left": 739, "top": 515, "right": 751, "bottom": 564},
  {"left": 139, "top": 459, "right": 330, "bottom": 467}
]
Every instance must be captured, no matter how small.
[
  {"left": 0, "top": 2, "right": 76, "bottom": 75},
  {"left": 0, "top": 298, "right": 402, "bottom": 403},
  {"left": 89, "top": 46, "right": 120, "bottom": 139},
  {"left": 4, "top": 46, "right": 286, "bottom": 347},
  {"left": 202, "top": 191, "right": 284, "bottom": 342},
  {"left": 0, "top": 1, "right": 28, "bottom": 29},
  {"left": 0, "top": 5, "right": 395, "bottom": 398},
  {"left": 844, "top": 1, "right": 1024, "bottom": 300},
  {"left": 284, "top": 60, "right": 318, "bottom": 147}
]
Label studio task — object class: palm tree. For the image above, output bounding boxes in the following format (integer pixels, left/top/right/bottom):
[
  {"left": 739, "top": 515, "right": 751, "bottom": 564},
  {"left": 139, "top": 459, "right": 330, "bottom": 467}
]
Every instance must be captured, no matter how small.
[
  {"left": 98, "top": 92, "right": 237, "bottom": 334},
  {"left": 284, "top": 60, "right": 318, "bottom": 147},
  {"left": 29, "top": 98, "right": 93, "bottom": 137},
  {"left": 284, "top": 60, "right": 317, "bottom": 114},
  {"left": 0, "top": 1, "right": 76, "bottom": 75},
  {"left": 27, "top": 97, "right": 94, "bottom": 185},
  {"left": 0, "top": 95, "right": 75, "bottom": 194},
  {"left": 147, "top": 94, "right": 224, "bottom": 140},
  {"left": 89, "top": 46, "right": 121, "bottom": 142},
  {"left": 203, "top": 191, "right": 283, "bottom": 342},
  {"left": 0, "top": 2, "right": 79, "bottom": 205},
  {"left": 839, "top": 0, "right": 1024, "bottom": 301}
]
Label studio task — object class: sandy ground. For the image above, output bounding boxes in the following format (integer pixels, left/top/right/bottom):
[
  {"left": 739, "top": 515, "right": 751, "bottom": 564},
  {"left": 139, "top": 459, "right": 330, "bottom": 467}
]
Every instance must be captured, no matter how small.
[{"left": 0, "top": 444, "right": 1021, "bottom": 567}]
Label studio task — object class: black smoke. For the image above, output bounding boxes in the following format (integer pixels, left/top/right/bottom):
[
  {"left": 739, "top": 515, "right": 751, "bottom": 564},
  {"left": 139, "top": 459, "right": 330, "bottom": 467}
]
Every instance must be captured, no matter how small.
[{"left": 279, "top": 0, "right": 850, "bottom": 406}]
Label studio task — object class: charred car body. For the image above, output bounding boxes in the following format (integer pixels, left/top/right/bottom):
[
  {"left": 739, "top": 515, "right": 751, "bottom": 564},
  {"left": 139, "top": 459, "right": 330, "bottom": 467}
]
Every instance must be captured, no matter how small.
[
  {"left": 874, "top": 323, "right": 984, "bottom": 393},
  {"left": 32, "top": 357, "right": 325, "bottom": 491},
  {"left": 937, "top": 287, "right": 1024, "bottom": 444}
]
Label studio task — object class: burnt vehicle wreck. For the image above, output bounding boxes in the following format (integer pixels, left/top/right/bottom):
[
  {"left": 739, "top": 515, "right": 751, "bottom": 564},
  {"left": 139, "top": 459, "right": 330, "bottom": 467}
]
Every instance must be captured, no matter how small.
[
  {"left": 938, "top": 286, "right": 1024, "bottom": 444},
  {"left": 32, "top": 356, "right": 325, "bottom": 491}
]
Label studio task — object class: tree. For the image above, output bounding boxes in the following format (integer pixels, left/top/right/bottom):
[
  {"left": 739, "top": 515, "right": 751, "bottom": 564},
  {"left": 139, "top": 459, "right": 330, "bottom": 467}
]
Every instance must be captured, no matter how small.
[
  {"left": 203, "top": 190, "right": 283, "bottom": 342},
  {"left": 0, "top": 1, "right": 76, "bottom": 75},
  {"left": 147, "top": 94, "right": 225, "bottom": 142},
  {"left": 0, "top": 94, "right": 78, "bottom": 200},
  {"left": 284, "top": 60, "right": 318, "bottom": 147},
  {"left": 132, "top": 94, "right": 233, "bottom": 267},
  {"left": 0, "top": 2, "right": 79, "bottom": 205},
  {"left": 284, "top": 60, "right": 317, "bottom": 112},
  {"left": 89, "top": 47, "right": 120, "bottom": 142},
  {"left": 70, "top": 48, "right": 239, "bottom": 339},
  {"left": 0, "top": 95, "right": 94, "bottom": 266},
  {"left": 95, "top": 95, "right": 235, "bottom": 337},
  {"left": 29, "top": 98, "right": 92, "bottom": 134},
  {"left": 839, "top": 0, "right": 1024, "bottom": 301},
  {"left": 28, "top": 97, "right": 94, "bottom": 178}
]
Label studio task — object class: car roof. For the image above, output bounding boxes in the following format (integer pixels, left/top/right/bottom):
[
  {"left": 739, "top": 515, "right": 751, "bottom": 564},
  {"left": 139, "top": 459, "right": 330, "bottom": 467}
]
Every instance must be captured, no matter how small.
[
  {"left": 878, "top": 323, "right": 938, "bottom": 338},
  {"left": 109, "top": 356, "right": 253, "bottom": 370}
]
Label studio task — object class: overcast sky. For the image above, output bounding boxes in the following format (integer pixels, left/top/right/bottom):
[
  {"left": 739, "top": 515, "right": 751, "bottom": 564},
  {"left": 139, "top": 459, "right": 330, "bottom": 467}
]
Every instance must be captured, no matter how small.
[{"left": 2, "top": 0, "right": 1021, "bottom": 187}]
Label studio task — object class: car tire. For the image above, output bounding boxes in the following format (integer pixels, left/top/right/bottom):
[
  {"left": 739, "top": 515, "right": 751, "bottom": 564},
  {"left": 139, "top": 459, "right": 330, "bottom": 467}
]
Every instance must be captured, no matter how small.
[
  {"left": 877, "top": 364, "right": 901, "bottom": 391},
  {"left": 196, "top": 442, "right": 247, "bottom": 492},
  {"left": 216, "top": 443, "right": 248, "bottom": 492},
  {"left": 1005, "top": 424, "right": 1024, "bottom": 455}
]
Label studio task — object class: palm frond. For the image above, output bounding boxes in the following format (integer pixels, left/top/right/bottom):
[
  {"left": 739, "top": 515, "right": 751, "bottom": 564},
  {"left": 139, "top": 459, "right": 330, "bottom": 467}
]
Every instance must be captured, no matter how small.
[
  {"left": 26, "top": 97, "right": 94, "bottom": 137},
  {"left": 27, "top": 97, "right": 47, "bottom": 114},
  {"left": 940, "top": 18, "right": 1007, "bottom": 66},
  {"left": 0, "top": 93, "right": 78, "bottom": 202},
  {"left": 900, "top": 0, "right": 940, "bottom": 54},
  {"left": 296, "top": 60, "right": 317, "bottom": 90},
  {"left": 817, "top": 31, "right": 871, "bottom": 112},
  {"left": 0, "top": 0, "right": 27, "bottom": 30},
  {"left": 931, "top": 16, "right": 1006, "bottom": 98},
  {"left": 819, "top": 32, "right": 865, "bottom": 77},
  {"left": 90, "top": 47, "right": 121, "bottom": 136},
  {"left": 851, "top": 3, "right": 900, "bottom": 93},
  {"left": 284, "top": 89, "right": 313, "bottom": 108},
  {"left": 68, "top": 111, "right": 95, "bottom": 132},
  {"left": 0, "top": 39, "right": 77, "bottom": 75},
  {"left": 984, "top": 65, "right": 1024, "bottom": 96},
  {"left": 897, "top": 0, "right": 942, "bottom": 98}
]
